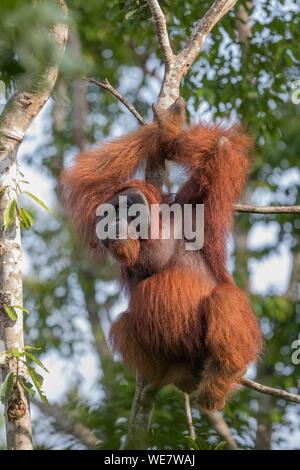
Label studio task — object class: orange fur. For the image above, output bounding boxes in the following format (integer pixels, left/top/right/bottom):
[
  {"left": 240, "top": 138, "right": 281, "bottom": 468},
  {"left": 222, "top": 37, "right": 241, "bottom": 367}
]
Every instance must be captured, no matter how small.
[
  {"left": 61, "top": 124, "right": 162, "bottom": 248},
  {"left": 61, "top": 106, "right": 262, "bottom": 411},
  {"left": 109, "top": 239, "right": 140, "bottom": 266},
  {"left": 173, "top": 124, "right": 253, "bottom": 282},
  {"left": 198, "top": 283, "right": 262, "bottom": 410},
  {"left": 111, "top": 266, "right": 212, "bottom": 365}
]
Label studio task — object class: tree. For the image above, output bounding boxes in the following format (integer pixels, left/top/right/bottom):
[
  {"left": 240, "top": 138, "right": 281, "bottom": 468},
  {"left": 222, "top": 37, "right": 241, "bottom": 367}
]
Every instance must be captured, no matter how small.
[{"left": 0, "top": 0, "right": 68, "bottom": 450}]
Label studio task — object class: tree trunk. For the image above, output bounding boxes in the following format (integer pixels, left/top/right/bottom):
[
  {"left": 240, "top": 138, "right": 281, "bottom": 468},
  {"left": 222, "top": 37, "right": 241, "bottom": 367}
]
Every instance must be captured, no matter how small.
[
  {"left": 126, "top": 375, "right": 158, "bottom": 449},
  {"left": 0, "top": 148, "right": 33, "bottom": 450}
]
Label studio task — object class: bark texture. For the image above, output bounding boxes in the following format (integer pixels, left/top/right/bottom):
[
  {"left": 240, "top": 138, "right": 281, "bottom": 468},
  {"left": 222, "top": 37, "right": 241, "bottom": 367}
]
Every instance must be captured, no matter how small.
[{"left": 0, "top": 150, "right": 32, "bottom": 449}]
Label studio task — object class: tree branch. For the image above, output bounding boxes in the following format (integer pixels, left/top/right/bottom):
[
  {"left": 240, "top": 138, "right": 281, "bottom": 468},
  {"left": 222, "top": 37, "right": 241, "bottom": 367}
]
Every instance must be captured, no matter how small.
[
  {"left": 83, "top": 77, "right": 145, "bottom": 126},
  {"left": 178, "top": 0, "right": 238, "bottom": 73},
  {"left": 146, "top": 0, "right": 174, "bottom": 68},
  {"left": 125, "top": 374, "right": 159, "bottom": 449},
  {"left": 241, "top": 378, "right": 300, "bottom": 405},
  {"left": 31, "top": 397, "right": 101, "bottom": 449},
  {"left": 76, "top": 77, "right": 300, "bottom": 220},
  {"left": 185, "top": 394, "right": 239, "bottom": 450},
  {"left": 202, "top": 410, "right": 239, "bottom": 449},
  {"left": 235, "top": 204, "right": 300, "bottom": 214},
  {"left": 145, "top": 0, "right": 239, "bottom": 181},
  {"left": 183, "top": 393, "right": 196, "bottom": 440},
  {"left": 149, "top": 0, "right": 239, "bottom": 109},
  {"left": 236, "top": 2, "right": 252, "bottom": 44}
]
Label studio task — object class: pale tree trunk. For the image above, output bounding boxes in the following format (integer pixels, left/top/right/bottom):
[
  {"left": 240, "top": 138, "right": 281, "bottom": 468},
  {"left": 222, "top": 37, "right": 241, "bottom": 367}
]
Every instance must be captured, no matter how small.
[
  {"left": 0, "top": 148, "right": 33, "bottom": 449},
  {"left": 126, "top": 376, "right": 159, "bottom": 449},
  {"left": 0, "top": 0, "right": 68, "bottom": 450}
]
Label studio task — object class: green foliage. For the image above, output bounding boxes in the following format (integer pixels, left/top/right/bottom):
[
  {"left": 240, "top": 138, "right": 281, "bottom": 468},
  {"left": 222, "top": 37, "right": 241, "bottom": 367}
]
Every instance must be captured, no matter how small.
[
  {"left": 3, "top": 305, "right": 18, "bottom": 321},
  {"left": 23, "top": 192, "right": 49, "bottom": 212},
  {"left": 2, "top": 199, "right": 17, "bottom": 231},
  {"left": 3, "top": 304, "right": 30, "bottom": 321},
  {"left": 27, "top": 366, "right": 48, "bottom": 404},
  {"left": 19, "top": 208, "right": 34, "bottom": 230},
  {"left": 0, "top": 372, "right": 14, "bottom": 405},
  {"left": 0, "top": 178, "right": 48, "bottom": 234},
  {"left": 0, "top": 347, "right": 49, "bottom": 406},
  {"left": 0, "top": 0, "right": 71, "bottom": 87}
]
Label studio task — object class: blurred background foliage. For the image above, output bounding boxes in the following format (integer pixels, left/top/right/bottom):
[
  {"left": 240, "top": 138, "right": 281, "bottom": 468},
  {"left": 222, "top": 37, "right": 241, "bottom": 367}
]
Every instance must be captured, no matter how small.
[{"left": 0, "top": 0, "right": 299, "bottom": 449}]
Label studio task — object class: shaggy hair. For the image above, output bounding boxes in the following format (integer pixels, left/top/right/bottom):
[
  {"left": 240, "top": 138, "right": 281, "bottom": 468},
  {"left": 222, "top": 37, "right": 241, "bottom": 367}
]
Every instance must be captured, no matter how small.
[{"left": 61, "top": 104, "right": 262, "bottom": 411}]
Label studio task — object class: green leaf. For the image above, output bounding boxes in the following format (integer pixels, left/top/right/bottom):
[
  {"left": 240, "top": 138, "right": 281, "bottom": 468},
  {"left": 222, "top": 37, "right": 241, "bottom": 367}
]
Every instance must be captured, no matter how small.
[
  {"left": 0, "top": 371, "right": 14, "bottom": 404},
  {"left": 24, "top": 345, "right": 41, "bottom": 352},
  {"left": 215, "top": 442, "right": 227, "bottom": 450},
  {"left": 25, "top": 352, "right": 49, "bottom": 373},
  {"left": 23, "top": 191, "right": 49, "bottom": 211},
  {"left": 19, "top": 378, "right": 36, "bottom": 398},
  {"left": 3, "top": 305, "right": 18, "bottom": 321},
  {"left": 125, "top": 8, "right": 138, "bottom": 20},
  {"left": 8, "top": 348, "right": 24, "bottom": 358},
  {"left": 27, "top": 366, "right": 48, "bottom": 404},
  {"left": 19, "top": 180, "right": 30, "bottom": 184},
  {"left": 19, "top": 208, "right": 34, "bottom": 230},
  {"left": 11, "top": 305, "right": 30, "bottom": 314},
  {"left": 10, "top": 347, "right": 21, "bottom": 358},
  {"left": 3, "top": 199, "right": 17, "bottom": 231},
  {"left": 27, "top": 366, "right": 43, "bottom": 388}
]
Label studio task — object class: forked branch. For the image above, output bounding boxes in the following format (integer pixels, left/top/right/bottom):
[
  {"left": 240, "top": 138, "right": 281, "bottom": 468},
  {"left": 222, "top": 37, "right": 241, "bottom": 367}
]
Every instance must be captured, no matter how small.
[
  {"left": 146, "top": 0, "right": 239, "bottom": 108},
  {"left": 178, "top": 0, "right": 238, "bottom": 73},
  {"left": 81, "top": 79, "right": 300, "bottom": 218}
]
